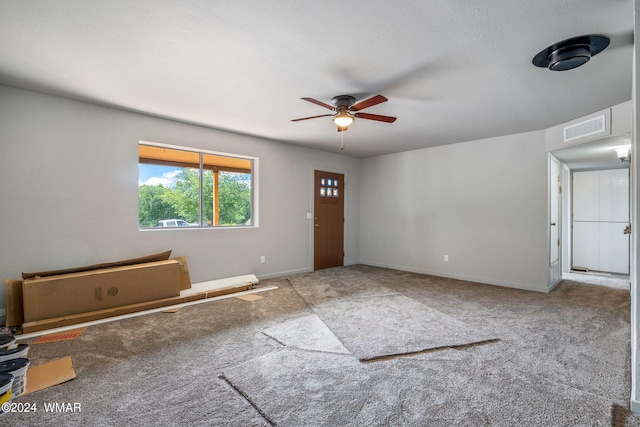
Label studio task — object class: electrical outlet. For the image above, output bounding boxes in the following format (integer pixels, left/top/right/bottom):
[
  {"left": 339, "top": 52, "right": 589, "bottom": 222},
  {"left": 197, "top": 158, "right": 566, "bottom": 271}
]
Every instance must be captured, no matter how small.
[
  {"left": 261, "top": 256, "right": 266, "bottom": 264},
  {"left": 444, "top": 255, "right": 449, "bottom": 262}
]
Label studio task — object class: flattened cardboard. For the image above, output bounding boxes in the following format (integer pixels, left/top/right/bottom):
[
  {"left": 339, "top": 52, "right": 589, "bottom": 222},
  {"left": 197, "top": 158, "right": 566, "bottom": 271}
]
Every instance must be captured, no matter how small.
[
  {"left": 22, "top": 260, "right": 181, "bottom": 323},
  {"left": 22, "top": 250, "right": 172, "bottom": 279},
  {"left": 4, "top": 279, "right": 24, "bottom": 327},
  {"left": 22, "top": 283, "right": 253, "bottom": 333},
  {"left": 23, "top": 356, "right": 76, "bottom": 396}
]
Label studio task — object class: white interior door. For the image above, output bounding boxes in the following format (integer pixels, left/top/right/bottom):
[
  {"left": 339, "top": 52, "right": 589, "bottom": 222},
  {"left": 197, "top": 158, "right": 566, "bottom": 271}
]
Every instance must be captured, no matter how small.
[{"left": 572, "top": 169, "right": 629, "bottom": 274}]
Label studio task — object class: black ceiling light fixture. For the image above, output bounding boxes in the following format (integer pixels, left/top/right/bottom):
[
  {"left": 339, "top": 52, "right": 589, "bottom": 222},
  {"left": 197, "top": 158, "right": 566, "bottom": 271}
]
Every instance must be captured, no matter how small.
[{"left": 532, "top": 34, "right": 610, "bottom": 71}]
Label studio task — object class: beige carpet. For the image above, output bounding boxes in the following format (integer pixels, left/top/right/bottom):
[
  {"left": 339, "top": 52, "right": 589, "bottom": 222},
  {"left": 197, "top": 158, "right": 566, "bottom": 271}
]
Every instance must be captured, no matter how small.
[
  {"left": 563, "top": 271, "right": 630, "bottom": 290},
  {"left": 287, "top": 269, "right": 497, "bottom": 360},
  {"left": 5, "top": 265, "right": 639, "bottom": 426}
]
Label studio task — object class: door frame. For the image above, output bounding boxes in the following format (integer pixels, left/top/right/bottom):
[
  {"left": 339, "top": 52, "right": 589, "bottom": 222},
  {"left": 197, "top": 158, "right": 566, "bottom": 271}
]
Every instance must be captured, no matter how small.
[
  {"left": 561, "top": 163, "right": 571, "bottom": 275},
  {"left": 309, "top": 166, "right": 349, "bottom": 271},
  {"left": 549, "top": 154, "right": 562, "bottom": 290}
]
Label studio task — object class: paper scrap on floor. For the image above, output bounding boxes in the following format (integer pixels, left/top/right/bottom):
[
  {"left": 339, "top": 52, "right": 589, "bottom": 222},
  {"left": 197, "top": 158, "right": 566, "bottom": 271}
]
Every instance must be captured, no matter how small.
[{"left": 31, "top": 327, "right": 87, "bottom": 344}]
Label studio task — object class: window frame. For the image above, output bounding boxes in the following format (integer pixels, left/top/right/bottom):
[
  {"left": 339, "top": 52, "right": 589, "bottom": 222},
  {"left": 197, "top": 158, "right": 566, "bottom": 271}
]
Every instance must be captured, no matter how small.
[{"left": 138, "top": 141, "right": 258, "bottom": 230}]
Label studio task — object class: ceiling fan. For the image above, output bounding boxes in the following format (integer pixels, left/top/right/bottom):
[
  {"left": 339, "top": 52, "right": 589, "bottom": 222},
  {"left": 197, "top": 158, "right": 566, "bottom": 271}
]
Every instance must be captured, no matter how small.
[{"left": 291, "top": 94, "right": 396, "bottom": 132}]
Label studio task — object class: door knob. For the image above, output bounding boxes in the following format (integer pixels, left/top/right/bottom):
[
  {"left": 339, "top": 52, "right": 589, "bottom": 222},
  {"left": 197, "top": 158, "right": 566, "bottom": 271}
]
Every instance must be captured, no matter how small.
[{"left": 624, "top": 224, "right": 631, "bottom": 235}]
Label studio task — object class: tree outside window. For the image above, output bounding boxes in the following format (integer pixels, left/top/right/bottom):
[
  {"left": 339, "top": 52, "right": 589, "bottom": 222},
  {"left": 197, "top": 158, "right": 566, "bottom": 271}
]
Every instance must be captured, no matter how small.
[{"left": 138, "top": 144, "right": 254, "bottom": 228}]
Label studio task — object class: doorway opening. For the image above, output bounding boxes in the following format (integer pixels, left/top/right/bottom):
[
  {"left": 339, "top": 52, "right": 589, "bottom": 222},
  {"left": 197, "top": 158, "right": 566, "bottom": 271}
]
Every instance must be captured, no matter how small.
[
  {"left": 551, "top": 134, "right": 632, "bottom": 288},
  {"left": 571, "top": 168, "right": 630, "bottom": 276}
]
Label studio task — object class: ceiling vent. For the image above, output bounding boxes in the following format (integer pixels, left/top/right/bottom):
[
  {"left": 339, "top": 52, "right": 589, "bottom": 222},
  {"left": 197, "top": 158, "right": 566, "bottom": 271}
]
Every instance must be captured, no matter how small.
[{"left": 563, "top": 114, "right": 606, "bottom": 142}]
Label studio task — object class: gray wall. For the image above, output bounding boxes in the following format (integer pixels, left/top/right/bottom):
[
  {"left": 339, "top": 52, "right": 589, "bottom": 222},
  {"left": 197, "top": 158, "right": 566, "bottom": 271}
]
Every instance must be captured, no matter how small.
[
  {"left": 0, "top": 84, "right": 582, "bottom": 316},
  {"left": 0, "top": 86, "right": 361, "bottom": 312},
  {"left": 359, "top": 130, "right": 550, "bottom": 292}
]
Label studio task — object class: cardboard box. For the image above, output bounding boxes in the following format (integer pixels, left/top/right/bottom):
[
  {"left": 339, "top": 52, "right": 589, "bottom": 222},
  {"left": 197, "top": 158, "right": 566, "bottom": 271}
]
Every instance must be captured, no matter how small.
[
  {"left": 22, "top": 260, "right": 181, "bottom": 323},
  {"left": 4, "top": 279, "right": 24, "bottom": 327},
  {"left": 173, "top": 256, "right": 192, "bottom": 290}
]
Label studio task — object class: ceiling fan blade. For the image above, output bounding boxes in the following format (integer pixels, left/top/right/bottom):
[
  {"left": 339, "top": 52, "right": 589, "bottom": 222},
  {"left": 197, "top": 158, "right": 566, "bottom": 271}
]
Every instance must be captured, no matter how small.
[
  {"left": 301, "top": 97, "right": 335, "bottom": 110},
  {"left": 354, "top": 112, "right": 397, "bottom": 123},
  {"left": 350, "top": 94, "right": 388, "bottom": 111},
  {"left": 291, "top": 114, "right": 334, "bottom": 122}
]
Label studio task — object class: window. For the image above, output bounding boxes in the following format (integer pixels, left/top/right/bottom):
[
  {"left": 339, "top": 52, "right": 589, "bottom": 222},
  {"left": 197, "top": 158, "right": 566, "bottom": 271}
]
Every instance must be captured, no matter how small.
[{"left": 138, "top": 143, "right": 255, "bottom": 229}]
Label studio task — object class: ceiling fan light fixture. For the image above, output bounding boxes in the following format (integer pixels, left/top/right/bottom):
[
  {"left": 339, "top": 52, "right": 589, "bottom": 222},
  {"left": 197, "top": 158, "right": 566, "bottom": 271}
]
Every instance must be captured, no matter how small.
[
  {"left": 333, "top": 111, "right": 354, "bottom": 127},
  {"left": 292, "top": 94, "right": 396, "bottom": 134}
]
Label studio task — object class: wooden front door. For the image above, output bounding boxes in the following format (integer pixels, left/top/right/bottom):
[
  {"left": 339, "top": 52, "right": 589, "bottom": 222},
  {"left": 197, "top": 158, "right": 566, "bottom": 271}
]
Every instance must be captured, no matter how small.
[{"left": 314, "top": 170, "right": 344, "bottom": 270}]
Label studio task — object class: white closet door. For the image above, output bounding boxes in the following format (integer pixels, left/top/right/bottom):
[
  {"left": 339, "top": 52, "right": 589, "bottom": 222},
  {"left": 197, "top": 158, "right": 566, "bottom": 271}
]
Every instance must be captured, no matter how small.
[
  {"left": 572, "top": 222, "right": 599, "bottom": 270},
  {"left": 572, "top": 169, "right": 629, "bottom": 274},
  {"left": 599, "top": 169, "right": 629, "bottom": 222},
  {"left": 599, "top": 222, "right": 629, "bottom": 273},
  {"left": 573, "top": 171, "right": 599, "bottom": 221}
]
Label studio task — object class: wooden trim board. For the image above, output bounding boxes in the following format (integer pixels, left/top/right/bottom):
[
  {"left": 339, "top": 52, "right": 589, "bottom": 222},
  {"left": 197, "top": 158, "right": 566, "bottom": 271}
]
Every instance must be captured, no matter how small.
[
  {"left": 18, "top": 285, "right": 277, "bottom": 338},
  {"left": 21, "top": 283, "right": 253, "bottom": 334}
]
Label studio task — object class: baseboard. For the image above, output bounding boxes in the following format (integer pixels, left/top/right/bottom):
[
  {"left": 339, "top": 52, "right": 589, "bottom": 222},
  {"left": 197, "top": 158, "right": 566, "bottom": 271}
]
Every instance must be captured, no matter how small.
[
  {"left": 256, "top": 261, "right": 548, "bottom": 293},
  {"left": 631, "top": 399, "right": 640, "bottom": 414},
  {"left": 547, "top": 278, "right": 562, "bottom": 292},
  {"left": 257, "top": 260, "right": 359, "bottom": 280},
  {"left": 257, "top": 267, "right": 312, "bottom": 281},
  {"left": 359, "top": 260, "right": 548, "bottom": 293}
]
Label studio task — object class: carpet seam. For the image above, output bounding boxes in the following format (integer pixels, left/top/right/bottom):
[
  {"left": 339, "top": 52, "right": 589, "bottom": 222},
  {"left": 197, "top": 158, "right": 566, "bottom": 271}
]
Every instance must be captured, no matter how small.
[
  {"left": 284, "top": 277, "right": 347, "bottom": 352},
  {"left": 361, "top": 339, "right": 502, "bottom": 363},
  {"left": 261, "top": 331, "right": 287, "bottom": 348},
  {"left": 262, "top": 329, "right": 354, "bottom": 357},
  {"left": 286, "top": 276, "right": 499, "bottom": 362},
  {"left": 218, "top": 374, "right": 277, "bottom": 426}
]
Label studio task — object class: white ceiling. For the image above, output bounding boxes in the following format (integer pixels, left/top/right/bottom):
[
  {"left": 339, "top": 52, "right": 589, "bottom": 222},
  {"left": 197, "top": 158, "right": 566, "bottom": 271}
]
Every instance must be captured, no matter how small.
[{"left": 0, "top": 0, "right": 633, "bottom": 159}]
